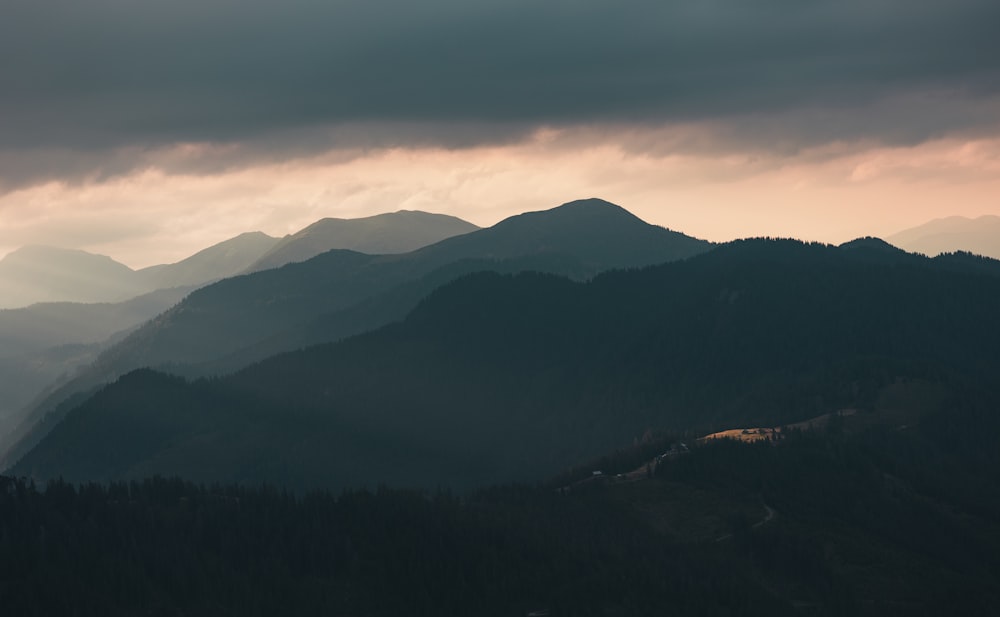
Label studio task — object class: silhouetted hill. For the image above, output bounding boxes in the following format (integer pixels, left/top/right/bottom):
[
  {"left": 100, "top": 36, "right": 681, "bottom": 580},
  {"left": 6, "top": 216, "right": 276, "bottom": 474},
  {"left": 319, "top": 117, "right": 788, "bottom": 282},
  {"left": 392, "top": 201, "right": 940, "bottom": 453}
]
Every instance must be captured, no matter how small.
[
  {"left": 198, "top": 253, "right": 596, "bottom": 376},
  {"left": 839, "top": 236, "right": 905, "bottom": 254},
  {"left": 248, "top": 210, "right": 478, "bottom": 271},
  {"left": 13, "top": 238, "right": 1000, "bottom": 490},
  {"left": 0, "top": 286, "right": 197, "bottom": 359},
  {"left": 139, "top": 231, "right": 278, "bottom": 288},
  {"left": 889, "top": 215, "right": 1000, "bottom": 259},
  {"left": 0, "top": 246, "right": 146, "bottom": 309},
  {"left": 12, "top": 402, "right": 1000, "bottom": 617},
  {"left": 52, "top": 199, "right": 710, "bottom": 378},
  {"left": 141, "top": 200, "right": 710, "bottom": 367},
  {"left": 409, "top": 198, "right": 707, "bottom": 271},
  {"left": 0, "top": 232, "right": 278, "bottom": 311},
  {"left": 0, "top": 286, "right": 197, "bottom": 437},
  {"left": 0, "top": 199, "right": 711, "bottom": 467},
  {"left": 0, "top": 232, "right": 275, "bottom": 455},
  {"left": 0, "top": 229, "right": 281, "bottom": 445}
]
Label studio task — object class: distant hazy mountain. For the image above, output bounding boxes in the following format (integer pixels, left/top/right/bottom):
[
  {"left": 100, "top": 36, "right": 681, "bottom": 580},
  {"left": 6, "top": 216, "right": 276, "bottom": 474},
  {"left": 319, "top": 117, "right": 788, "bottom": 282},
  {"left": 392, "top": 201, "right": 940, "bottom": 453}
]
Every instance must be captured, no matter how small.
[
  {"left": 139, "top": 231, "right": 279, "bottom": 289},
  {"left": 0, "top": 199, "right": 711, "bottom": 466},
  {"left": 65, "top": 198, "right": 710, "bottom": 372},
  {"left": 0, "top": 246, "right": 147, "bottom": 309},
  {"left": 0, "top": 286, "right": 199, "bottom": 360},
  {"left": 0, "top": 343, "right": 103, "bottom": 425},
  {"left": 0, "top": 232, "right": 279, "bottom": 310},
  {"left": 0, "top": 286, "right": 198, "bottom": 437},
  {"left": 13, "top": 239, "right": 1000, "bottom": 489},
  {"left": 248, "top": 211, "right": 478, "bottom": 272},
  {"left": 0, "top": 232, "right": 277, "bottom": 449},
  {"left": 888, "top": 215, "right": 1000, "bottom": 259}
]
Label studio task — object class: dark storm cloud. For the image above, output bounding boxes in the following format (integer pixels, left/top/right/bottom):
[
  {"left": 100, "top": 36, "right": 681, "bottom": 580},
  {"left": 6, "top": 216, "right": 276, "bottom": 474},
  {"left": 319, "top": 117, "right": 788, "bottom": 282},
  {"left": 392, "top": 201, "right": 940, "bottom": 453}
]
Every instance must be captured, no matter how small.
[{"left": 1, "top": 0, "right": 998, "bottom": 186}]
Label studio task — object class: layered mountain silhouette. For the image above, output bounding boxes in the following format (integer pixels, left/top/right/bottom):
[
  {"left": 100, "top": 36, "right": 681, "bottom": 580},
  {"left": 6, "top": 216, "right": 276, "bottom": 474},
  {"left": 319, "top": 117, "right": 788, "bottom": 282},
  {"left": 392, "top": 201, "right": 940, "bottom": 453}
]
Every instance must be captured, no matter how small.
[
  {"left": 0, "top": 232, "right": 280, "bottom": 310},
  {"left": 6, "top": 204, "right": 1000, "bottom": 617},
  {"left": 0, "top": 287, "right": 198, "bottom": 360},
  {"left": 0, "top": 210, "right": 478, "bottom": 449},
  {"left": 138, "top": 231, "right": 280, "bottom": 289},
  {"left": 0, "top": 199, "right": 710, "bottom": 466},
  {"left": 0, "top": 232, "right": 280, "bottom": 444},
  {"left": 0, "top": 286, "right": 198, "bottom": 435},
  {"left": 109, "top": 198, "right": 707, "bottom": 365},
  {"left": 889, "top": 215, "right": 1000, "bottom": 259},
  {"left": 1, "top": 210, "right": 481, "bottom": 311},
  {"left": 0, "top": 246, "right": 149, "bottom": 309},
  {"left": 13, "top": 238, "right": 1000, "bottom": 489},
  {"left": 247, "top": 210, "right": 479, "bottom": 271},
  {"left": 54, "top": 199, "right": 704, "bottom": 375}
]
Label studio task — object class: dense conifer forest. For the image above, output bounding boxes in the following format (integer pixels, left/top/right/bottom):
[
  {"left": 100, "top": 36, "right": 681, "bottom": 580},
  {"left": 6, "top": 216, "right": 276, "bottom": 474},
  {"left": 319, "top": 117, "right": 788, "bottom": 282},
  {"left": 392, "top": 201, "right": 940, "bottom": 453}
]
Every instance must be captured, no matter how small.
[
  {"left": 15, "top": 238, "right": 1000, "bottom": 491},
  {"left": 5, "top": 396, "right": 1000, "bottom": 616}
]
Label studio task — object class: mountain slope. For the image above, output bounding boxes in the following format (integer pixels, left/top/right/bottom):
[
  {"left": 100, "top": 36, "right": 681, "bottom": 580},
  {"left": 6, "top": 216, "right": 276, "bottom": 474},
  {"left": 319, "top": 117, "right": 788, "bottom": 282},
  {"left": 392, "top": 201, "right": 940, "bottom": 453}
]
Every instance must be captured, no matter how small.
[
  {"left": 0, "top": 286, "right": 198, "bottom": 438},
  {"left": 248, "top": 210, "right": 478, "bottom": 271},
  {"left": 888, "top": 215, "right": 1000, "bottom": 259},
  {"left": 63, "top": 198, "right": 710, "bottom": 373},
  {"left": 139, "top": 231, "right": 278, "bottom": 289},
  {"left": 14, "top": 239, "right": 1000, "bottom": 489},
  {"left": 2, "top": 199, "right": 712, "bottom": 469},
  {"left": 0, "top": 286, "right": 198, "bottom": 360},
  {"left": 0, "top": 246, "right": 146, "bottom": 309},
  {"left": 407, "top": 197, "right": 707, "bottom": 271},
  {"left": 0, "top": 230, "right": 277, "bottom": 450},
  {"left": 0, "top": 231, "right": 278, "bottom": 311}
]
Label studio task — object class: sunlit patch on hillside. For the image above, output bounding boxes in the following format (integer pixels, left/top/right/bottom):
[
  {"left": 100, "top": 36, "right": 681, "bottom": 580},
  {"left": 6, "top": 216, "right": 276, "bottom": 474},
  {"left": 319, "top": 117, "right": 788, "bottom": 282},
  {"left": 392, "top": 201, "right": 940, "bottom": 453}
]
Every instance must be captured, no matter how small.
[{"left": 700, "top": 409, "right": 859, "bottom": 443}]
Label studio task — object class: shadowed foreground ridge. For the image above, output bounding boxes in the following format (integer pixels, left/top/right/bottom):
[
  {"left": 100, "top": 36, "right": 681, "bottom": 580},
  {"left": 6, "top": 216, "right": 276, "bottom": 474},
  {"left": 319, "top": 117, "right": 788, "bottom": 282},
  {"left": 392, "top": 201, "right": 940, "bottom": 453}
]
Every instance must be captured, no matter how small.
[
  {"left": 13, "top": 238, "right": 1000, "bottom": 491},
  {"left": 1, "top": 198, "right": 711, "bottom": 468},
  {"left": 5, "top": 237, "right": 1000, "bottom": 616}
]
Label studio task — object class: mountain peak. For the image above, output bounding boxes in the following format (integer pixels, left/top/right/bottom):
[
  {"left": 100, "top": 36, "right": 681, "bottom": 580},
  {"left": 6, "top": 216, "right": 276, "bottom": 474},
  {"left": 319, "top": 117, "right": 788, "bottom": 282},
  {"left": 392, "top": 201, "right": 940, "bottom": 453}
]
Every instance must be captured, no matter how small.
[
  {"left": 485, "top": 199, "right": 653, "bottom": 239},
  {"left": 3, "top": 244, "right": 122, "bottom": 265},
  {"left": 415, "top": 198, "right": 710, "bottom": 273},
  {"left": 553, "top": 197, "right": 633, "bottom": 212},
  {"left": 0, "top": 246, "right": 143, "bottom": 309},
  {"left": 248, "top": 210, "right": 478, "bottom": 271},
  {"left": 504, "top": 198, "right": 640, "bottom": 223},
  {"left": 888, "top": 215, "right": 1000, "bottom": 259},
  {"left": 839, "top": 237, "right": 904, "bottom": 253}
]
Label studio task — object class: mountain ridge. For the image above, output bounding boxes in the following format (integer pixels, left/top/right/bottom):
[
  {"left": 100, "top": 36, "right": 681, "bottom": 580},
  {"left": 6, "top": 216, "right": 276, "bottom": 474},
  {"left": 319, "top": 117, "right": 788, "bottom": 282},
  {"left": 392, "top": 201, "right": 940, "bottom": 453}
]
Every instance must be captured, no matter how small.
[
  {"left": 247, "top": 210, "right": 479, "bottom": 272},
  {"left": 0, "top": 246, "right": 148, "bottom": 309},
  {"left": 139, "top": 231, "right": 280, "bottom": 289},
  {"left": 13, "top": 237, "right": 1000, "bottom": 489},
  {"left": 888, "top": 214, "right": 1000, "bottom": 259},
  {"left": 0, "top": 199, "right": 713, "bottom": 467}
]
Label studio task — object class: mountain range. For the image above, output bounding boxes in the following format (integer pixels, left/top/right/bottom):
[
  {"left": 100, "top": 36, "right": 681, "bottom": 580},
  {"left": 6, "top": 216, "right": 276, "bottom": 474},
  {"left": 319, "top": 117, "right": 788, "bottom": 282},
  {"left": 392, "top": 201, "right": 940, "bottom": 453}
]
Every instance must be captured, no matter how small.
[
  {"left": 0, "top": 286, "right": 198, "bottom": 427},
  {"left": 0, "top": 233, "right": 279, "bottom": 310},
  {"left": 0, "top": 246, "right": 152, "bottom": 309},
  {"left": 3, "top": 199, "right": 1000, "bottom": 616},
  {"left": 247, "top": 210, "right": 480, "bottom": 271},
  {"left": 888, "top": 214, "right": 1000, "bottom": 259},
  {"left": 0, "top": 210, "right": 484, "bottom": 459},
  {"left": 0, "top": 210, "right": 481, "bottom": 311},
  {"left": 0, "top": 199, "right": 710, "bottom": 468},
  {"left": 13, "top": 235, "right": 1000, "bottom": 490}
]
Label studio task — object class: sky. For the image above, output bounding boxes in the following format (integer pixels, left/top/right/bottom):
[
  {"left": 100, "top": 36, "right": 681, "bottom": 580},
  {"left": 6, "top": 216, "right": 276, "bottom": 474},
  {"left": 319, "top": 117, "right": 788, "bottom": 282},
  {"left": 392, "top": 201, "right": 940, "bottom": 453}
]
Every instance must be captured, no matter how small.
[{"left": 1, "top": 0, "right": 999, "bottom": 268}]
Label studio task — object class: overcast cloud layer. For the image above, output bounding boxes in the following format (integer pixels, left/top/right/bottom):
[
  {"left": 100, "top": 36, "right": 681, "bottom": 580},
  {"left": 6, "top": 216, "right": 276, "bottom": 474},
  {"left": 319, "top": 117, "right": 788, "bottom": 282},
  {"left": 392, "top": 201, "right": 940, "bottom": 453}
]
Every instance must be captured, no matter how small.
[{"left": 2, "top": 0, "right": 999, "bottom": 189}]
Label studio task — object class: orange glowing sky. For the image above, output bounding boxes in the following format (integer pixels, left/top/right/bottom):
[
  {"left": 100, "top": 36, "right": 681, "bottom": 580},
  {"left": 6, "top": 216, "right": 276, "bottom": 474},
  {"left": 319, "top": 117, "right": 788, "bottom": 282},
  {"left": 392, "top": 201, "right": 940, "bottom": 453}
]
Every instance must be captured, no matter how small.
[
  {"left": 2, "top": 1, "right": 999, "bottom": 267},
  {"left": 2, "top": 130, "right": 998, "bottom": 268}
]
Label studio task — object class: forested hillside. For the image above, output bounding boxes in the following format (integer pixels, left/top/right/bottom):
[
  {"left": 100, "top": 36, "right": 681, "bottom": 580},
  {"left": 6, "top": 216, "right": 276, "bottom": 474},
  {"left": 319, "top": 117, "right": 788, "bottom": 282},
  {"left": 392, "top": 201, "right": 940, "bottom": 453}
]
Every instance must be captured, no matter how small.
[
  {"left": 2, "top": 199, "right": 709, "bottom": 469},
  {"left": 14, "top": 238, "right": 1000, "bottom": 490},
  {"left": 5, "top": 401, "right": 1000, "bottom": 616}
]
